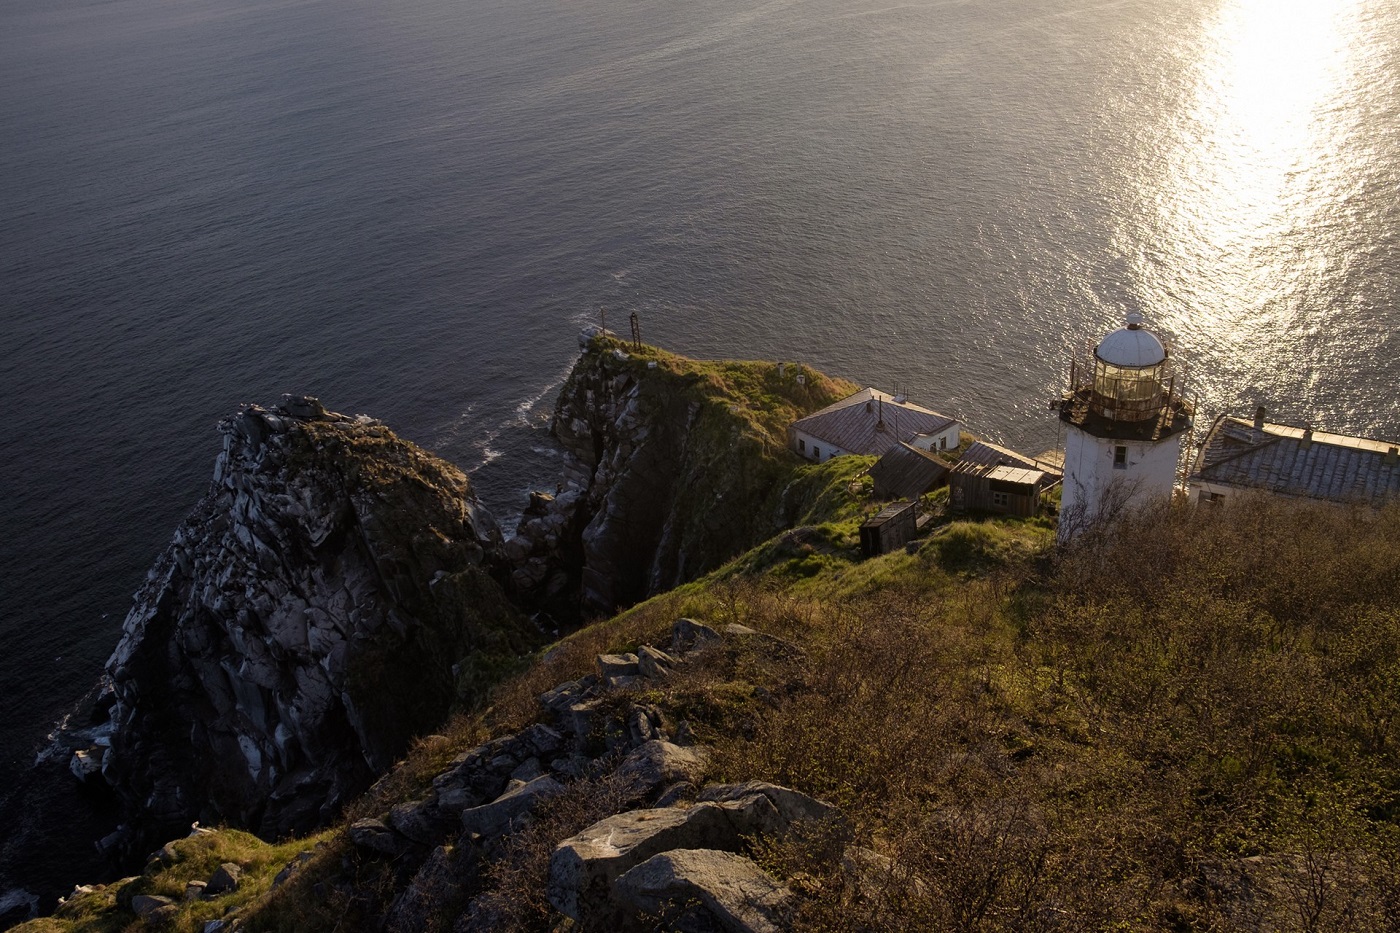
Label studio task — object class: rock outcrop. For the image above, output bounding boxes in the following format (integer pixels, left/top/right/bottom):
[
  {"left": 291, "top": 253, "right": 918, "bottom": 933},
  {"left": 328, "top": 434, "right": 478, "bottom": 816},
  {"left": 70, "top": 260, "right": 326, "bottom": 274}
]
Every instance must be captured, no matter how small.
[
  {"left": 509, "top": 333, "right": 855, "bottom": 615},
  {"left": 91, "top": 396, "right": 529, "bottom": 861}
]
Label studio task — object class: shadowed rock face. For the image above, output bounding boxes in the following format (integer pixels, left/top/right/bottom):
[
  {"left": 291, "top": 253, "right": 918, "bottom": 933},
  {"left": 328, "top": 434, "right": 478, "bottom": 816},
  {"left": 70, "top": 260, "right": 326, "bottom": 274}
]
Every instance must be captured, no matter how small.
[{"left": 96, "top": 396, "right": 526, "bottom": 861}]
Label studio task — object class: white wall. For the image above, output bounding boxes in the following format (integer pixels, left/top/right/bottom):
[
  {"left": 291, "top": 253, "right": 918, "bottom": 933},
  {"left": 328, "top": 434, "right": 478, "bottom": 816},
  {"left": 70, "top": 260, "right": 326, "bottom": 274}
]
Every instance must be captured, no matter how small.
[
  {"left": 1059, "top": 428, "right": 1181, "bottom": 540},
  {"left": 910, "top": 424, "right": 961, "bottom": 452},
  {"left": 791, "top": 430, "right": 846, "bottom": 462}
]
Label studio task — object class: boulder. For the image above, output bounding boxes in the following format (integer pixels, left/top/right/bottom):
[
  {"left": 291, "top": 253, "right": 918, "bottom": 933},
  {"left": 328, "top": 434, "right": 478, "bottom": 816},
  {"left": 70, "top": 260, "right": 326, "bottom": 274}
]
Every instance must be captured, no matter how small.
[
  {"left": 625, "top": 706, "right": 664, "bottom": 746},
  {"left": 203, "top": 862, "right": 243, "bottom": 897},
  {"left": 637, "top": 644, "right": 678, "bottom": 680},
  {"left": 130, "top": 894, "right": 175, "bottom": 918},
  {"left": 598, "top": 654, "right": 641, "bottom": 680},
  {"left": 614, "top": 848, "right": 794, "bottom": 933},
  {"left": 671, "top": 619, "right": 721, "bottom": 655},
  {"left": 547, "top": 796, "right": 781, "bottom": 926},
  {"left": 699, "top": 782, "right": 842, "bottom": 834},
  {"left": 616, "top": 741, "right": 709, "bottom": 798},
  {"left": 460, "top": 775, "right": 565, "bottom": 838},
  {"left": 348, "top": 818, "right": 409, "bottom": 858}
]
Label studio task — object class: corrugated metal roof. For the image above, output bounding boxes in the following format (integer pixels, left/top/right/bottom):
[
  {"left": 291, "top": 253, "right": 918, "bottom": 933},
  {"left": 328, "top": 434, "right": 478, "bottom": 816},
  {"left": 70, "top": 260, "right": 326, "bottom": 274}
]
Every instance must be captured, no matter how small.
[
  {"left": 952, "top": 440, "right": 1063, "bottom": 482},
  {"left": 1194, "top": 417, "right": 1400, "bottom": 506},
  {"left": 869, "top": 442, "right": 949, "bottom": 499},
  {"left": 791, "top": 388, "right": 957, "bottom": 457}
]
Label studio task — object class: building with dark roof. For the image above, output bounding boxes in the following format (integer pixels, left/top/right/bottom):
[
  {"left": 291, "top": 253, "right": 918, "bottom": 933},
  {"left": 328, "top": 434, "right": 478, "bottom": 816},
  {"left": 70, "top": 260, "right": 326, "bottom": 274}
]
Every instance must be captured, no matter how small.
[
  {"left": 868, "top": 442, "right": 950, "bottom": 499},
  {"left": 1188, "top": 408, "right": 1400, "bottom": 507},
  {"left": 789, "top": 387, "right": 960, "bottom": 463}
]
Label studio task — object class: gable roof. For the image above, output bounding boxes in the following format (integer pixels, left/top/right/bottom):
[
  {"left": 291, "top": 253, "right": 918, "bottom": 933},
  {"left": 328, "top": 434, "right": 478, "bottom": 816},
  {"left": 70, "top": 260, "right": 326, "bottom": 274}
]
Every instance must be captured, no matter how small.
[
  {"left": 869, "top": 442, "right": 950, "bottom": 499},
  {"left": 1193, "top": 417, "right": 1400, "bottom": 507},
  {"left": 791, "top": 388, "right": 957, "bottom": 457},
  {"left": 951, "top": 440, "right": 1063, "bottom": 484}
]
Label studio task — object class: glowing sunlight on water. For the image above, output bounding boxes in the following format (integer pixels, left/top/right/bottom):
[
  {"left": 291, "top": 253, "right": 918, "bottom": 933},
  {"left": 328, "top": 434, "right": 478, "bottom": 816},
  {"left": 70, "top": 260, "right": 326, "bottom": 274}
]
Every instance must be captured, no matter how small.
[{"left": 1139, "top": 0, "right": 1381, "bottom": 414}]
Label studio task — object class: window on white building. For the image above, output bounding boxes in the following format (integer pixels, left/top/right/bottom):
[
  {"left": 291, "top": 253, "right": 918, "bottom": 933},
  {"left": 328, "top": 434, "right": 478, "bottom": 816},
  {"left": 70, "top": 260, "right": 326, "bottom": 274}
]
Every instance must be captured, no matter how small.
[
  {"left": 1113, "top": 445, "right": 1127, "bottom": 469},
  {"left": 812, "top": 446, "right": 820, "bottom": 459}
]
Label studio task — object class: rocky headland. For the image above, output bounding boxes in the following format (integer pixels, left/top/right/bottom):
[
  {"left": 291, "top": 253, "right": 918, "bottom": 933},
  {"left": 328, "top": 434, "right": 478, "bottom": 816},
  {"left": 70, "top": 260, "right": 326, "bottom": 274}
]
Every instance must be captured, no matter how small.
[{"left": 82, "top": 395, "right": 531, "bottom": 867}]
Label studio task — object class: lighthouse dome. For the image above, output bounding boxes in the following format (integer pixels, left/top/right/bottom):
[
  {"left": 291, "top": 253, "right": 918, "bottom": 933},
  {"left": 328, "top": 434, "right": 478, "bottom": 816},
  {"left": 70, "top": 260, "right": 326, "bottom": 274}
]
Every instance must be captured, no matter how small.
[{"left": 1095, "top": 312, "right": 1166, "bottom": 368}]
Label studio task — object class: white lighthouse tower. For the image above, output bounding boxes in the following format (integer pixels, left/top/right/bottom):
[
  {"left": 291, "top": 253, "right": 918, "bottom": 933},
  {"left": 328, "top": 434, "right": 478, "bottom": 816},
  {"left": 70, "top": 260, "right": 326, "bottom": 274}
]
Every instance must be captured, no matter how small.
[{"left": 1056, "top": 312, "right": 1192, "bottom": 540}]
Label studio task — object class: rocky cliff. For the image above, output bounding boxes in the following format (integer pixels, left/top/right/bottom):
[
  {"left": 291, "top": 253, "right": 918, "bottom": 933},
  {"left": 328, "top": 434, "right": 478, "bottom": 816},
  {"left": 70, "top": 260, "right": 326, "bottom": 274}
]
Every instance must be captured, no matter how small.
[
  {"left": 507, "top": 333, "right": 857, "bottom": 616},
  {"left": 89, "top": 397, "right": 530, "bottom": 862}
]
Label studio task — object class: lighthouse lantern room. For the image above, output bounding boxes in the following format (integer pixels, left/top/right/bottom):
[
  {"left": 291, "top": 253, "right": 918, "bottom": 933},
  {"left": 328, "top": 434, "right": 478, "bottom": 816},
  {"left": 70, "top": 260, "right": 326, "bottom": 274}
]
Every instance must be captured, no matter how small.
[{"left": 1056, "top": 312, "right": 1193, "bottom": 539}]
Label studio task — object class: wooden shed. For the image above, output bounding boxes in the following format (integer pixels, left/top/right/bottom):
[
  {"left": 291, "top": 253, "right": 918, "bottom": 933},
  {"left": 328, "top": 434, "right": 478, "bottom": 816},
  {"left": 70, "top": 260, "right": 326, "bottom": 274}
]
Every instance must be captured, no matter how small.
[
  {"left": 949, "top": 441, "right": 1061, "bottom": 517},
  {"left": 859, "top": 501, "right": 918, "bottom": 557},
  {"left": 868, "top": 442, "right": 950, "bottom": 499}
]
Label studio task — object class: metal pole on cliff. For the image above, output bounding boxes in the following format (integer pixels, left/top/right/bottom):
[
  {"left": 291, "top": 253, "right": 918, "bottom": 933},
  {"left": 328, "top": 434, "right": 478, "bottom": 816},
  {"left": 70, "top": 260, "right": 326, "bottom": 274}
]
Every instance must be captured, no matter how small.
[
  {"left": 630, "top": 312, "right": 641, "bottom": 350},
  {"left": 600, "top": 307, "right": 607, "bottom": 337}
]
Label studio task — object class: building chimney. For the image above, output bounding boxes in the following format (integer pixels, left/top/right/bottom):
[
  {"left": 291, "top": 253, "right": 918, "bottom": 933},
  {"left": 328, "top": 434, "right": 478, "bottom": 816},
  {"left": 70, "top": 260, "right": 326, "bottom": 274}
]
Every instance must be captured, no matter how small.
[
  {"left": 1301, "top": 426, "right": 1314, "bottom": 448},
  {"left": 1253, "top": 405, "right": 1266, "bottom": 430},
  {"left": 1386, "top": 447, "right": 1398, "bottom": 466}
]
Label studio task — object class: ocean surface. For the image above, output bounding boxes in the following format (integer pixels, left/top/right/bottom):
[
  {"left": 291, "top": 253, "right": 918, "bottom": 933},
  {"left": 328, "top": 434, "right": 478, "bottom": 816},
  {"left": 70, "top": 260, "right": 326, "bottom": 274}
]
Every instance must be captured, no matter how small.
[{"left": 2, "top": 0, "right": 1398, "bottom": 899}]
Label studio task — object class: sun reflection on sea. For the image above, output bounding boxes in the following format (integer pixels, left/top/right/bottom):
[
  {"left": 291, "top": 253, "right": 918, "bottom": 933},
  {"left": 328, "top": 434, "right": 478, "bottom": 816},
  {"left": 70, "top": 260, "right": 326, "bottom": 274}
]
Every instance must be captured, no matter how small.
[{"left": 1133, "top": 0, "right": 1374, "bottom": 417}]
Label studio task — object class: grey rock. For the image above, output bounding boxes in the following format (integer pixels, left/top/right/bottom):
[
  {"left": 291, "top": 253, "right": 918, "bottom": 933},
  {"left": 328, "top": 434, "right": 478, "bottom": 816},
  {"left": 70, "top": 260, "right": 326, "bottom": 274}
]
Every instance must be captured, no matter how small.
[
  {"left": 203, "top": 862, "right": 243, "bottom": 897},
  {"left": 461, "top": 775, "right": 565, "bottom": 838},
  {"left": 183, "top": 880, "right": 207, "bottom": 901},
  {"left": 385, "top": 845, "right": 466, "bottom": 933},
  {"left": 614, "top": 848, "right": 793, "bottom": 933},
  {"left": 671, "top": 618, "right": 722, "bottom": 654},
  {"left": 637, "top": 644, "right": 678, "bottom": 680},
  {"left": 568, "top": 699, "right": 606, "bottom": 742},
  {"left": 148, "top": 904, "right": 180, "bottom": 927},
  {"left": 722, "top": 624, "right": 759, "bottom": 637},
  {"left": 389, "top": 799, "right": 445, "bottom": 845},
  {"left": 130, "top": 894, "right": 176, "bottom": 918},
  {"left": 70, "top": 748, "right": 102, "bottom": 782},
  {"left": 510, "top": 757, "right": 543, "bottom": 782},
  {"left": 597, "top": 653, "right": 641, "bottom": 679},
  {"left": 539, "top": 680, "right": 587, "bottom": 714},
  {"left": 626, "top": 705, "right": 664, "bottom": 745},
  {"left": 699, "top": 782, "right": 842, "bottom": 834},
  {"left": 348, "top": 818, "right": 408, "bottom": 857},
  {"left": 616, "top": 741, "right": 709, "bottom": 798},
  {"left": 548, "top": 804, "right": 744, "bottom": 923}
]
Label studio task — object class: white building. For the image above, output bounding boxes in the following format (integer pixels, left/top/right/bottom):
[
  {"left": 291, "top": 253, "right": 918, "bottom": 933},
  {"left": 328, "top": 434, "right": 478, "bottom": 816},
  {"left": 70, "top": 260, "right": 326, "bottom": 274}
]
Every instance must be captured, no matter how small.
[
  {"left": 1055, "top": 312, "right": 1193, "bottom": 540},
  {"left": 789, "top": 387, "right": 960, "bottom": 463}
]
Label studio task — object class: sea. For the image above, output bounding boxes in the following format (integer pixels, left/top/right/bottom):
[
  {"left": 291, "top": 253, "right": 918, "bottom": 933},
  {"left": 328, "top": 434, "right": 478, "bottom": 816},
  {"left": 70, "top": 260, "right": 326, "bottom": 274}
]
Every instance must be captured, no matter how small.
[{"left": 2, "top": 0, "right": 1398, "bottom": 907}]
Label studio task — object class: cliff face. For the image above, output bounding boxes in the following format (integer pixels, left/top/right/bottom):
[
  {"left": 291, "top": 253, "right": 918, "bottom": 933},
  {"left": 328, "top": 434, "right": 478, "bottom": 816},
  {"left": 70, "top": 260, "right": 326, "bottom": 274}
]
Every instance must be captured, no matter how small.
[
  {"left": 507, "top": 335, "right": 857, "bottom": 615},
  {"left": 93, "top": 397, "right": 528, "bottom": 860}
]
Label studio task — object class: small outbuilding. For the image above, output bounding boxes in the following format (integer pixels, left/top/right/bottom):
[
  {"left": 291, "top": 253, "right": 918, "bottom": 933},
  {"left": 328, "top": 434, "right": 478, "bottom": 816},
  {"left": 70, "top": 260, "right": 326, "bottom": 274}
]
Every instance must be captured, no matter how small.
[
  {"left": 949, "top": 441, "right": 1061, "bottom": 517},
  {"left": 868, "top": 442, "right": 950, "bottom": 499},
  {"left": 859, "top": 501, "right": 919, "bottom": 557}
]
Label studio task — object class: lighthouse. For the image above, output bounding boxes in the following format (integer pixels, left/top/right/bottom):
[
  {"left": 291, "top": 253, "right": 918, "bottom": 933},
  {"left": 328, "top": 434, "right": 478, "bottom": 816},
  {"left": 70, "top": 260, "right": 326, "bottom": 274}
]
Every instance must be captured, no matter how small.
[{"left": 1056, "top": 312, "right": 1192, "bottom": 540}]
